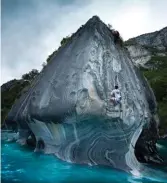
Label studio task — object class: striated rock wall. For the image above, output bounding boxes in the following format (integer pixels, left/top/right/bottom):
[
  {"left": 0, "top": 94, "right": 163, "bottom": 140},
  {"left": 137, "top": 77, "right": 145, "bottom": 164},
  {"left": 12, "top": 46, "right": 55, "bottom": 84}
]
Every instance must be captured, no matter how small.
[{"left": 6, "top": 16, "right": 160, "bottom": 173}]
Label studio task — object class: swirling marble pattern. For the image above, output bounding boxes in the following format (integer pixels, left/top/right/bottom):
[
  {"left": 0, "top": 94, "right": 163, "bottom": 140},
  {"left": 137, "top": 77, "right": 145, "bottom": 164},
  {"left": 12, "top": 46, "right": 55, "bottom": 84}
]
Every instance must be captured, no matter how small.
[{"left": 6, "top": 16, "right": 158, "bottom": 173}]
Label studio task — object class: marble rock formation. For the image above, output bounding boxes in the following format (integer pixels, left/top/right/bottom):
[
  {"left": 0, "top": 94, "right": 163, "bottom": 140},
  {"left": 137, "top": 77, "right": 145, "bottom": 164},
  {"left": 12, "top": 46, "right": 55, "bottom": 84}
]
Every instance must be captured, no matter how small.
[{"left": 6, "top": 16, "right": 162, "bottom": 173}]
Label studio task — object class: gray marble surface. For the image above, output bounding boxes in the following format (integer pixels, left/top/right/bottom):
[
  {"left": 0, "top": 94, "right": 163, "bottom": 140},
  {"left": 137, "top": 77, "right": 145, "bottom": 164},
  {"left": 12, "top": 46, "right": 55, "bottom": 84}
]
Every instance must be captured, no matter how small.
[{"left": 6, "top": 16, "right": 159, "bottom": 174}]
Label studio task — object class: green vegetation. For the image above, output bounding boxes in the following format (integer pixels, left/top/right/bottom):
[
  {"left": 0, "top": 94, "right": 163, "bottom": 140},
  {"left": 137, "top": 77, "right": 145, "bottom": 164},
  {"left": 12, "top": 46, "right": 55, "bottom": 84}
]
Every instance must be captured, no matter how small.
[
  {"left": 141, "top": 55, "right": 167, "bottom": 135},
  {"left": 125, "top": 37, "right": 167, "bottom": 135},
  {"left": 22, "top": 69, "right": 39, "bottom": 81},
  {"left": 1, "top": 69, "right": 39, "bottom": 128},
  {"left": 47, "top": 36, "right": 71, "bottom": 63},
  {"left": 46, "top": 49, "right": 58, "bottom": 63},
  {"left": 1, "top": 80, "right": 30, "bottom": 127},
  {"left": 143, "top": 46, "right": 159, "bottom": 55},
  {"left": 60, "top": 36, "right": 71, "bottom": 46}
]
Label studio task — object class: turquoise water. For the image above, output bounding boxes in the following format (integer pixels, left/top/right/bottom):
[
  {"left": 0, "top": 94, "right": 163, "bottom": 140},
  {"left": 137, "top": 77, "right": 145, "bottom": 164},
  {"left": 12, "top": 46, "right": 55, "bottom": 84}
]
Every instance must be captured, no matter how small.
[{"left": 1, "top": 140, "right": 167, "bottom": 183}]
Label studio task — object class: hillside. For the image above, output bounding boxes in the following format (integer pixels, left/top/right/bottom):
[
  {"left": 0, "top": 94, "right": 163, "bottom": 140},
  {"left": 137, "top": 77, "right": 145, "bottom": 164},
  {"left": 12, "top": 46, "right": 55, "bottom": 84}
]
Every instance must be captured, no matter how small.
[
  {"left": 125, "top": 27, "right": 167, "bottom": 136},
  {"left": 1, "top": 69, "right": 39, "bottom": 128}
]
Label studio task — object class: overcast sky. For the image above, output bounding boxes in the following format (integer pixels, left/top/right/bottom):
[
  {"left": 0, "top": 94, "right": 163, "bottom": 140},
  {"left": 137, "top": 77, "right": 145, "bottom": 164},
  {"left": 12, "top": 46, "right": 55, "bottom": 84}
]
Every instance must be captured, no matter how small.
[{"left": 1, "top": 0, "right": 167, "bottom": 84}]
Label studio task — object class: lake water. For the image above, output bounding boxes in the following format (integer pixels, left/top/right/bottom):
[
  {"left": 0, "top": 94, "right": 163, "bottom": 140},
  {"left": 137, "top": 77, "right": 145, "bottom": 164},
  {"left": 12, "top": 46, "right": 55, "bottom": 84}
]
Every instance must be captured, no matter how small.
[{"left": 1, "top": 139, "right": 167, "bottom": 183}]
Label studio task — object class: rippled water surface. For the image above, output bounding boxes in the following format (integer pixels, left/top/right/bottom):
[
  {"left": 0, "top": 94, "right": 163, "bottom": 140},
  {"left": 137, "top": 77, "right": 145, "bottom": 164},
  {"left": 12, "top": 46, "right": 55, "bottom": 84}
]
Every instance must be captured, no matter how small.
[{"left": 1, "top": 140, "right": 167, "bottom": 183}]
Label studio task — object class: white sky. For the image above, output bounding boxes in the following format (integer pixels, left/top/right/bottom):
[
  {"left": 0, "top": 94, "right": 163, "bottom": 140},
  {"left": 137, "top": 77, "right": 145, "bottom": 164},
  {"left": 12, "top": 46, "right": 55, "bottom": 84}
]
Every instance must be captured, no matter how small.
[{"left": 1, "top": 0, "right": 167, "bottom": 84}]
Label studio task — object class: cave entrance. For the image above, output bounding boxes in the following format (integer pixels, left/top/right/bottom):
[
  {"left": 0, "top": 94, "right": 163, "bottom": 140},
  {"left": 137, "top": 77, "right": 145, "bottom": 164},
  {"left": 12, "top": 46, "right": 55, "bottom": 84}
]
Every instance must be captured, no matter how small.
[
  {"left": 26, "top": 131, "right": 37, "bottom": 148},
  {"left": 37, "top": 138, "right": 45, "bottom": 151}
]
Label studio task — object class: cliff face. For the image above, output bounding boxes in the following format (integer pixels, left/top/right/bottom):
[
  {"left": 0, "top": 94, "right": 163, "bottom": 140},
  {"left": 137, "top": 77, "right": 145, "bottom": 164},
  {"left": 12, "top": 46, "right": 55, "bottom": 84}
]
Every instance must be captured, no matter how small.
[
  {"left": 125, "top": 27, "right": 167, "bottom": 136},
  {"left": 127, "top": 27, "right": 167, "bottom": 49},
  {"left": 5, "top": 16, "right": 162, "bottom": 173},
  {"left": 125, "top": 27, "right": 167, "bottom": 67},
  {"left": 125, "top": 44, "right": 152, "bottom": 66}
]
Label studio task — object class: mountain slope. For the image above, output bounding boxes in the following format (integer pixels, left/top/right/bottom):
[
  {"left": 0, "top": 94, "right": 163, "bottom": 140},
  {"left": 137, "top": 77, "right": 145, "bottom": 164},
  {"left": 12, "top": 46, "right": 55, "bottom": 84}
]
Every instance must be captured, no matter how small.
[
  {"left": 127, "top": 27, "right": 167, "bottom": 50},
  {"left": 125, "top": 27, "right": 167, "bottom": 136},
  {"left": 125, "top": 27, "right": 167, "bottom": 67},
  {"left": 1, "top": 79, "right": 30, "bottom": 128},
  {"left": 1, "top": 69, "right": 39, "bottom": 129}
]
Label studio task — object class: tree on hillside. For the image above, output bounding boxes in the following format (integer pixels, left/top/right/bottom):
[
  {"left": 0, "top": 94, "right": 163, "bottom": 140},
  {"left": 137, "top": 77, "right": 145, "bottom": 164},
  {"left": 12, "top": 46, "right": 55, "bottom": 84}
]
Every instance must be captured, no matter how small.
[
  {"left": 22, "top": 69, "right": 39, "bottom": 81},
  {"left": 60, "top": 36, "right": 71, "bottom": 46}
]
